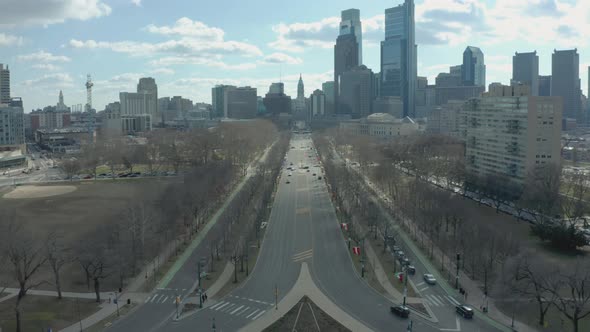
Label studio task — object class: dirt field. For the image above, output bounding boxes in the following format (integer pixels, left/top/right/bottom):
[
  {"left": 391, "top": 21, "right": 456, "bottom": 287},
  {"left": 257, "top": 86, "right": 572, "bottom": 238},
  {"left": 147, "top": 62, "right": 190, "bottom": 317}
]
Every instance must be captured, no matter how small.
[{"left": 0, "top": 178, "right": 178, "bottom": 292}]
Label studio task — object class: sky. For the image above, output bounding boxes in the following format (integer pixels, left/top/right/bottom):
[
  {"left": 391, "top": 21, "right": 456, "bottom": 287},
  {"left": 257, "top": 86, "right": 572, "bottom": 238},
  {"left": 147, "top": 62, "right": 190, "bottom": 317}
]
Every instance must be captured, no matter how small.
[{"left": 1, "top": 0, "right": 590, "bottom": 112}]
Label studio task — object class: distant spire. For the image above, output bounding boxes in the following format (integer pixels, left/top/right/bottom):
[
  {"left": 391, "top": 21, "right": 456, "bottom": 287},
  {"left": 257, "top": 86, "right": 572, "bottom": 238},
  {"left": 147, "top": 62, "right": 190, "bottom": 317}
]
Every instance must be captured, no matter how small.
[{"left": 59, "top": 90, "right": 64, "bottom": 104}]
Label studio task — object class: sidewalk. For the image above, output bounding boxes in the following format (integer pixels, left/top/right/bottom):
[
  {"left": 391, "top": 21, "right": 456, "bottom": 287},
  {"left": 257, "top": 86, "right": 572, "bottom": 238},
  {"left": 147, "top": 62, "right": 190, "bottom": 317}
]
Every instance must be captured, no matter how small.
[
  {"left": 355, "top": 167, "right": 537, "bottom": 332},
  {"left": 0, "top": 288, "right": 113, "bottom": 300},
  {"left": 178, "top": 262, "right": 234, "bottom": 317}
]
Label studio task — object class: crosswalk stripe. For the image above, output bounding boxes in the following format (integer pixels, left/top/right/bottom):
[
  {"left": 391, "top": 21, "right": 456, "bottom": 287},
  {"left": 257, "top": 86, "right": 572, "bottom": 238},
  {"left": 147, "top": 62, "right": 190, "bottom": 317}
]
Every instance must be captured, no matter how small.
[
  {"left": 230, "top": 305, "right": 244, "bottom": 315},
  {"left": 210, "top": 301, "right": 225, "bottom": 310},
  {"left": 215, "top": 302, "right": 231, "bottom": 311},
  {"left": 150, "top": 295, "right": 159, "bottom": 303},
  {"left": 236, "top": 306, "right": 250, "bottom": 316},
  {"left": 246, "top": 309, "right": 260, "bottom": 318},
  {"left": 172, "top": 298, "right": 176, "bottom": 304},
  {"left": 222, "top": 304, "right": 236, "bottom": 312},
  {"left": 162, "top": 296, "right": 169, "bottom": 303},
  {"left": 428, "top": 295, "right": 444, "bottom": 306},
  {"left": 446, "top": 296, "right": 461, "bottom": 306},
  {"left": 252, "top": 310, "right": 266, "bottom": 320},
  {"left": 416, "top": 282, "right": 425, "bottom": 286},
  {"left": 144, "top": 296, "right": 151, "bottom": 303}
]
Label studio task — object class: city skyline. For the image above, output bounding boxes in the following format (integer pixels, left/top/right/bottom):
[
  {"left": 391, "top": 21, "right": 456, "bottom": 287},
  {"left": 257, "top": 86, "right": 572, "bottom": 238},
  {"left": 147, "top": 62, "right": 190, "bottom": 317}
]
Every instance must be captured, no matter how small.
[{"left": 1, "top": 0, "right": 590, "bottom": 111}]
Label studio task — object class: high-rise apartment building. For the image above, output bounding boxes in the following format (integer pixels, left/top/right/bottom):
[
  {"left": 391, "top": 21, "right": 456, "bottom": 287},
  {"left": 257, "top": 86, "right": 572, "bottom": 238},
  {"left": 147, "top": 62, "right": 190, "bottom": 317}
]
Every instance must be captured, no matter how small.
[
  {"left": 0, "top": 64, "right": 10, "bottom": 105},
  {"left": 552, "top": 49, "right": 581, "bottom": 121},
  {"left": 224, "top": 86, "right": 257, "bottom": 119},
  {"left": 340, "top": 9, "right": 362, "bottom": 64},
  {"left": 339, "top": 65, "right": 374, "bottom": 118},
  {"left": 137, "top": 77, "right": 158, "bottom": 123},
  {"left": 0, "top": 98, "right": 25, "bottom": 146},
  {"left": 310, "top": 89, "right": 326, "bottom": 118},
  {"left": 462, "top": 46, "right": 486, "bottom": 87},
  {"left": 462, "top": 85, "right": 562, "bottom": 188},
  {"left": 539, "top": 75, "right": 551, "bottom": 96},
  {"left": 380, "top": 0, "right": 416, "bottom": 118},
  {"left": 119, "top": 91, "right": 157, "bottom": 126},
  {"left": 212, "top": 85, "right": 237, "bottom": 118},
  {"left": 512, "top": 51, "right": 539, "bottom": 96}
]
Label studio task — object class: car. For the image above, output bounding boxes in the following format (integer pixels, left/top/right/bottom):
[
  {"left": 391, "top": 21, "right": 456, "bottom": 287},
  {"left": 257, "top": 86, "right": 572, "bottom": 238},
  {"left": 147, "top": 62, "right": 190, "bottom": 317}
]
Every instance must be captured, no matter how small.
[
  {"left": 392, "top": 245, "right": 401, "bottom": 252},
  {"left": 423, "top": 274, "right": 436, "bottom": 285},
  {"left": 288, "top": 173, "right": 292, "bottom": 176},
  {"left": 390, "top": 305, "right": 410, "bottom": 318},
  {"left": 318, "top": 176, "right": 322, "bottom": 180},
  {"left": 83, "top": 175, "right": 92, "bottom": 179},
  {"left": 406, "top": 265, "right": 416, "bottom": 275},
  {"left": 290, "top": 162, "right": 293, "bottom": 165},
  {"left": 306, "top": 169, "right": 310, "bottom": 172},
  {"left": 400, "top": 257, "right": 411, "bottom": 266},
  {"left": 312, "top": 173, "right": 316, "bottom": 176},
  {"left": 395, "top": 250, "right": 405, "bottom": 258},
  {"left": 35, "top": 167, "right": 40, "bottom": 170},
  {"left": 456, "top": 305, "right": 474, "bottom": 319},
  {"left": 286, "top": 180, "right": 290, "bottom": 184}
]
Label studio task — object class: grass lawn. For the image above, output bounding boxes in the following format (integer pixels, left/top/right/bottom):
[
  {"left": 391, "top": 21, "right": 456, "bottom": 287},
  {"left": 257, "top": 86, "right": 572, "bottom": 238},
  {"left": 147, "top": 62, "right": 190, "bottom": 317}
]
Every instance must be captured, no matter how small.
[{"left": 0, "top": 296, "right": 99, "bottom": 332}]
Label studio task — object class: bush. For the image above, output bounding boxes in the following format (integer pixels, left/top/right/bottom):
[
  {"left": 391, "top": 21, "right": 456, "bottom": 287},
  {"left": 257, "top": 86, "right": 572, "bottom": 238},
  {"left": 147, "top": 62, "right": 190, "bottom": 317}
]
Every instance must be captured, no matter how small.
[{"left": 531, "top": 221, "right": 588, "bottom": 251}]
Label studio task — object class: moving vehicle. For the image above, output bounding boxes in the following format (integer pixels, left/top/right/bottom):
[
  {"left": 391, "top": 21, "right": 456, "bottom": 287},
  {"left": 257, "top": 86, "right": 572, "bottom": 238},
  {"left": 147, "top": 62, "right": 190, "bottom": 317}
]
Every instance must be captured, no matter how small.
[
  {"left": 390, "top": 305, "right": 410, "bottom": 318},
  {"left": 423, "top": 274, "right": 436, "bottom": 285},
  {"left": 286, "top": 180, "right": 290, "bottom": 184},
  {"left": 456, "top": 305, "right": 474, "bottom": 319},
  {"left": 406, "top": 265, "right": 416, "bottom": 275}
]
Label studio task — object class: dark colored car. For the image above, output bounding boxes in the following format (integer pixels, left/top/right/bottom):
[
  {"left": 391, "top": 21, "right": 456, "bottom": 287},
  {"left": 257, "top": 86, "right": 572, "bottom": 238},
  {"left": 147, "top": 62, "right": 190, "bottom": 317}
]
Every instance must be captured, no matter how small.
[
  {"left": 406, "top": 265, "right": 416, "bottom": 275},
  {"left": 318, "top": 176, "right": 322, "bottom": 180},
  {"left": 456, "top": 305, "right": 474, "bottom": 319},
  {"left": 400, "top": 257, "right": 411, "bottom": 266},
  {"left": 390, "top": 305, "right": 410, "bottom": 318},
  {"left": 286, "top": 180, "right": 290, "bottom": 184}
]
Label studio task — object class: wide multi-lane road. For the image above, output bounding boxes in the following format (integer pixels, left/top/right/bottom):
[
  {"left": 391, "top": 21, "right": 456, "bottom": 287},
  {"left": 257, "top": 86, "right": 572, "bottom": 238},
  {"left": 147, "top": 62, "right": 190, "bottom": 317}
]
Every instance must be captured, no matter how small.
[{"left": 108, "top": 134, "right": 504, "bottom": 332}]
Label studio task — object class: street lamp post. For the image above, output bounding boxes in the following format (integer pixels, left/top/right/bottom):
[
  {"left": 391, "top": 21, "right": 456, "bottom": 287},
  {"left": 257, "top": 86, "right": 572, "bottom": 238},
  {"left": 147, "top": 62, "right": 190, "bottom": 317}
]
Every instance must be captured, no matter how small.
[
  {"left": 455, "top": 253, "right": 461, "bottom": 289},
  {"left": 402, "top": 266, "right": 408, "bottom": 306},
  {"left": 112, "top": 292, "right": 120, "bottom": 317}
]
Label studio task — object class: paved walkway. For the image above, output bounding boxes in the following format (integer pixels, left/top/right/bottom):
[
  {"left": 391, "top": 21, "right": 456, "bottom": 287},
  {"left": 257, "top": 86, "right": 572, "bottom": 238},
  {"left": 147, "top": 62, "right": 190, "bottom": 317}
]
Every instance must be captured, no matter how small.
[
  {"left": 179, "top": 262, "right": 234, "bottom": 316},
  {"left": 240, "top": 262, "right": 370, "bottom": 332}
]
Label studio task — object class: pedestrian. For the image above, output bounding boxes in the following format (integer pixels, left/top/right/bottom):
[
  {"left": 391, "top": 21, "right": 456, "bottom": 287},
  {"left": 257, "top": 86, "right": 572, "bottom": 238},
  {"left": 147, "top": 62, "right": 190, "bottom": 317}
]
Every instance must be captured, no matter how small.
[
  {"left": 201, "top": 294, "right": 205, "bottom": 303},
  {"left": 205, "top": 293, "right": 208, "bottom": 302}
]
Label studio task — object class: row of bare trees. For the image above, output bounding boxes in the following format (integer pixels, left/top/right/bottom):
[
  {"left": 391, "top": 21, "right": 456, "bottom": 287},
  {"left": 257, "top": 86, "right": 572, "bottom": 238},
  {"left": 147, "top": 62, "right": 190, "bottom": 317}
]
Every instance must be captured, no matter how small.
[{"left": 313, "top": 129, "right": 590, "bottom": 331}]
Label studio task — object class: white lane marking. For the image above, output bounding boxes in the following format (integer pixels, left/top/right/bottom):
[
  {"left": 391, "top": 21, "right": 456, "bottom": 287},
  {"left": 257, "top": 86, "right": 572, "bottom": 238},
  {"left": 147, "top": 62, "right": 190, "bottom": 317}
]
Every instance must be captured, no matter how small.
[
  {"left": 446, "top": 296, "right": 461, "bottom": 306},
  {"left": 419, "top": 287, "right": 429, "bottom": 292},
  {"left": 172, "top": 298, "right": 176, "bottom": 304},
  {"left": 144, "top": 296, "right": 151, "bottom": 303},
  {"left": 230, "top": 305, "right": 244, "bottom": 315},
  {"left": 236, "top": 306, "right": 250, "bottom": 316},
  {"left": 246, "top": 309, "right": 260, "bottom": 318},
  {"left": 252, "top": 310, "right": 266, "bottom": 320},
  {"left": 209, "top": 301, "right": 225, "bottom": 310},
  {"left": 440, "top": 317, "right": 461, "bottom": 331},
  {"left": 150, "top": 294, "right": 159, "bottom": 303},
  {"left": 426, "top": 294, "right": 443, "bottom": 306},
  {"left": 161, "top": 296, "right": 169, "bottom": 304},
  {"left": 222, "top": 304, "right": 236, "bottom": 312},
  {"left": 214, "top": 302, "right": 231, "bottom": 311},
  {"left": 416, "top": 282, "right": 425, "bottom": 286}
]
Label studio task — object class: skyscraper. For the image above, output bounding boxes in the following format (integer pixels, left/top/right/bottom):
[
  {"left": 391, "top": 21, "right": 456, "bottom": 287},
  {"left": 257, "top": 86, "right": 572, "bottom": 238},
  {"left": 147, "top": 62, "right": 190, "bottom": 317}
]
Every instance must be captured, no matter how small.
[
  {"left": 539, "top": 75, "right": 551, "bottom": 96},
  {"left": 339, "top": 65, "right": 374, "bottom": 118},
  {"left": 380, "top": 0, "right": 417, "bottom": 118},
  {"left": 340, "top": 9, "right": 362, "bottom": 64},
  {"left": 224, "top": 86, "right": 257, "bottom": 119},
  {"left": 0, "top": 64, "right": 10, "bottom": 104},
  {"left": 512, "top": 51, "right": 539, "bottom": 96},
  {"left": 297, "top": 74, "right": 304, "bottom": 99},
  {"left": 334, "top": 33, "right": 359, "bottom": 114},
  {"left": 293, "top": 75, "right": 307, "bottom": 118},
  {"left": 462, "top": 46, "right": 486, "bottom": 87},
  {"left": 137, "top": 77, "right": 158, "bottom": 123},
  {"left": 322, "top": 81, "right": 335, "bottom": 116},
  {"left": 212, "top": 85, "right": 237, "bottom": 118},
  {"left": 552, "top": 49, "right": 581, "bottom": 121}
]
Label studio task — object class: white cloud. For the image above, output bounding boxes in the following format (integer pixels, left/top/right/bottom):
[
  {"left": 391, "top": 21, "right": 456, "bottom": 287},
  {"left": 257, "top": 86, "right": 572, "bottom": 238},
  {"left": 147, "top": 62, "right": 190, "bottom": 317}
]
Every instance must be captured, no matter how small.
[
  {"left": 262, "top": 53, "right": 303, "bottom": 65},
  {"left": 131, "top": 0, "right": 142, "bottom": 7},
  {"left": 70, "top": 37, "right": 263, "bottom": 58},
  {"left": 148, "top": 56, "right": 256, "bottom": 70},
  {"left": 31, "top": 64, "right": 61, "bottom": 71},
  {"left": 21, "top": 73, "right": 74, "bottom": 89},
  {"left": 145, "top": 17, "right": 224, "bottom": 41},
  {"left": 0, "top": 0, "right": 111, "bottom": 27},
  {"left": 0, "top": 33, "right": 23, "bottom": 46},
  {"left": 151, "top": 68, "right": 175, "bottom": 75},
  {"left": 18, "top": 51, "right": 71, "bottom": 63}
]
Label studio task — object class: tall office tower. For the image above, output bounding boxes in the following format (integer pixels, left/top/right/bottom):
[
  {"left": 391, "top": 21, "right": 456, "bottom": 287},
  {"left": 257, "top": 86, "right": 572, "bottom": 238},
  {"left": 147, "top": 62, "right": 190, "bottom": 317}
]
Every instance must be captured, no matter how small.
[
  {"left": 462, "top": 46, "right": 486, "bottom": 87},
  {"left": 539, "top": 75, "right": 551, "bottom": 96},
  {"left": 310, "top": 89, "right": 326, "bottom": 118},
  {"left": 0, "top": 64, "right": 10, "bottom": 104},
  {"left": 212, "top": 85, "right": 237, "bottom": 118},
  {"left": 552, "top": 49, "right": 581, "bottom": 121},
  {"left": 512, "top": 51, "right": 539, "bottom": 96},
  {"left": 322, "top": 81, "right": 335, "bottom": 116},
  {"left": 137, "top": 77, "right": 159, "bottom": 123},
  {"left": 340, "top": 9, "right": 362, "bottom": 64},
  {"left": 334, "top": 33, "right": 359, "bottom": 113},
  {"left": 462, "top": 85, "right": 562, "bottom": 189},
  {"left": 224, "top": 86, "right": 257, "bottom": 119},
  {"left": 339, "top": 65, "right": 375, "bottom": 118},
  {"left": 380, "top": 0, "right": 417, "bottom": 118}
]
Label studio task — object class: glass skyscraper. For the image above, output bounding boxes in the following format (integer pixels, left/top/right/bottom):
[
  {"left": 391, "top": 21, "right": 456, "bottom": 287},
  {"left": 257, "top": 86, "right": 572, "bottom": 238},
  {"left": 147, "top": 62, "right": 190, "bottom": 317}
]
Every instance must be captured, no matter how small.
[
  {"left": 340, "top": 9, "right": 362, "bottom": 65},
  {"left": 380, "top": 0, "right": 416, "bottom": 118},
  {"left": 462, "top": 46, "right": 486, "bottom": 87}
]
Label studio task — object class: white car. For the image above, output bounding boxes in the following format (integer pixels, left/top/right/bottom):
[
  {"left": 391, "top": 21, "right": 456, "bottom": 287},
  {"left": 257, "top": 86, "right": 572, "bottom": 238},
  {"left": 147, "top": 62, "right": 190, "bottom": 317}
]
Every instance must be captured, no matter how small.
[{"left": 423, "top": 274, "right": 436, "bottom": 285}]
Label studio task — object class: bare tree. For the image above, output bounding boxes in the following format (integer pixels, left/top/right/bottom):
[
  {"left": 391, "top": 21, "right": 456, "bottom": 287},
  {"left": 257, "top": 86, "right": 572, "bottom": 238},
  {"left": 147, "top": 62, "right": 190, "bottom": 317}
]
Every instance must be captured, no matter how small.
[
  {"left": 61, "top": 158, "right": 81, "bottom": 180},
  {"left": 4, "top": 221, "right": 47, "bottom": 332},
  {"left": 45, "top": 232, "right": 71, "bottom": 300},
  {"left": 547, "top": 260, "right": 590, "bottom": 332}
]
